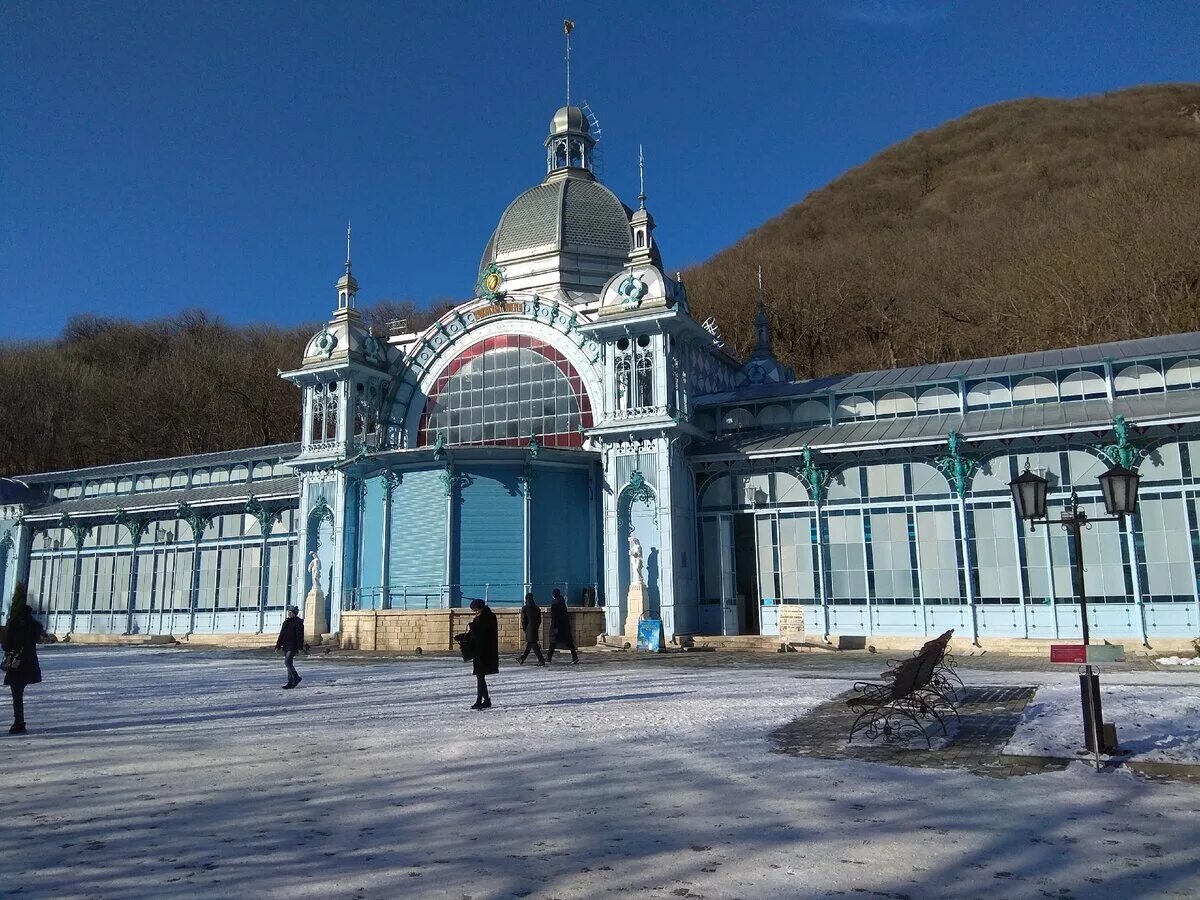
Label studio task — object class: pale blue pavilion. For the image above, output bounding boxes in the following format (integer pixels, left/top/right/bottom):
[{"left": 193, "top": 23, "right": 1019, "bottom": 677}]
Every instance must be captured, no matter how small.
[{"left": 3, "top": 104, "right": 1200, "bottom": 648}]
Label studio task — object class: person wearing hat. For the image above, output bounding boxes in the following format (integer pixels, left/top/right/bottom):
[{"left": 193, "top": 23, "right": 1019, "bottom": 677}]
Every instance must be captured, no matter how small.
[
  {"left": 546, "top": 588, "right": 579, "bottom": 665},
  {"left": 274, "top": 605, "right": 308, "bottom": 689},
  {"left": 465, "top": 598, "right": 499, "bottom": 709}
]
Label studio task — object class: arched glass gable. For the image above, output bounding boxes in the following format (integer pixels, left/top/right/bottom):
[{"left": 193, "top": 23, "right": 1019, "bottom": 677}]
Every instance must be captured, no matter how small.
[{"left": 419, "top": 335, "right": 593, "bottom": 448}]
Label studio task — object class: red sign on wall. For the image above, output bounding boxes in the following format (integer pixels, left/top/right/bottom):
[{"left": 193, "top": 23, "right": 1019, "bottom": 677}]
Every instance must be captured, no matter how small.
[{"left": 1050, "top": 644, "right": 1088, "bottom": 664}]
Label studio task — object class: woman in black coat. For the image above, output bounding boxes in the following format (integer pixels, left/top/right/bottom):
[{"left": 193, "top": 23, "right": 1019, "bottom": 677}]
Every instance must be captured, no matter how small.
[
  {"left": 518, "top": 593, "right": 546, "bottom": 666},
  {"left": 466, "top": 599, "right": 499, "bottom": 710},
  {"left": 546, "top": 588, "right": 579, "bottom": 665},
  {"left": 2, "top": 584, "right": 44, "bottom": 735}
]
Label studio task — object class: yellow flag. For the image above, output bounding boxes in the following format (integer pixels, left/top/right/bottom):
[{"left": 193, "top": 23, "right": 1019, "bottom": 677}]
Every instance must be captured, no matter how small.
[{"left": 564, "top": 19, "right": 575, "bottom": 35}]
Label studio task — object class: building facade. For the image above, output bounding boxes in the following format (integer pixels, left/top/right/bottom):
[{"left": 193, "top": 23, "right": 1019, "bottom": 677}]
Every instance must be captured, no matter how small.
[{"left": 3, "top": 105, "right": 1200, "bottom": 647}]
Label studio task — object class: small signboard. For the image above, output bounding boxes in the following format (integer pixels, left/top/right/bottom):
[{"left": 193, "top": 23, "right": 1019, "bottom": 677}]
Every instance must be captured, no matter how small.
[
  {"left": 1050, "top": 643, "right": 1126, "bottom": 664},
  {"left": 637, "top": 618, "right": 662, "bottom": 652},
  {"left": 1050, "top": 644, "right": 1087, "bottom": 664}
]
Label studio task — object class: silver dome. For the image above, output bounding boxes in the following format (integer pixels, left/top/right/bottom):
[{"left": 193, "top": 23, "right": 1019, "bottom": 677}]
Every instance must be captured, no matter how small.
[
  {"left": 479, "top": 174, "right": 632, "bottom": 276},
  {"left": 550, "top": 105, "right": 589, "bottom": 135}
]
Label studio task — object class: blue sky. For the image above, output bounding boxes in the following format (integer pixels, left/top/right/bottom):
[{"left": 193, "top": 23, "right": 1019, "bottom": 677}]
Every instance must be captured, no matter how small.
[{"left": 2, "top": 1, "right": 1197, "bottom": 339}]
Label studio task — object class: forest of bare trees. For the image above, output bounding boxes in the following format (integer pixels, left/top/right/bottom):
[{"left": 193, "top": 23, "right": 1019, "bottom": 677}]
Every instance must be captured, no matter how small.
[
  {"left": 0, "top": 301, "right": 452, "bottom": 477},
  {"left": 685, "top": 84, "right": 1200, "bottom": 378}
]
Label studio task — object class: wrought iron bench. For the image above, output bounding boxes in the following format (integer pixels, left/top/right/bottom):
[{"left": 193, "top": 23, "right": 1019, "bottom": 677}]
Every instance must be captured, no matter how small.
[
  {"left": 847, "top": 636, "right": 961, "bottom": 748},
  {"left": 881, "top": 629, "right": 966, "bottom": 701}
]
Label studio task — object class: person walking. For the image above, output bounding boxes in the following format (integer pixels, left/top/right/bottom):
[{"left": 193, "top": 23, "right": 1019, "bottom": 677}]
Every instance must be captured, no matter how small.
[
  {"left": 274, "top": 605, "right": 308, "bottom": 689},
  {"left": 466, "top": 598, "right": 498, "bottom": 709},
  {"left": 2, "top": 584, "right": 44, "bottom": 735},
  {"left": 546, "top": 588, "right": 579, "bottom": 665},
  {"left": 518, "top": 592, "right": 546, "bottom": 666}
]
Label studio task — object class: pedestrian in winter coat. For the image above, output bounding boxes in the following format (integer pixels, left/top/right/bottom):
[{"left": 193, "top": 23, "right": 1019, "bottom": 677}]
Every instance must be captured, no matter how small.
[
  {"left": 2, "top": 584, "right": 44, "bottom": 735},
  {"left": 465, "top": 599, "right": 499, "bottom": 709},
  {"left": 546, "top": 588, "right": 579, "bottom": 665},
  {"left": 274, "top": 606, "right": 308, "bottom": 689},
  {"left": 518, "top": 592, "right": 546, "bottom": 666}
]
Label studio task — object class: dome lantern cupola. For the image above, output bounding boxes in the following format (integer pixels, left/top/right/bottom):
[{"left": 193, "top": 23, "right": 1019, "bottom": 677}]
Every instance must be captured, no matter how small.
[{"left": 545, "top": 105, "right": 595, "bottom": 178}]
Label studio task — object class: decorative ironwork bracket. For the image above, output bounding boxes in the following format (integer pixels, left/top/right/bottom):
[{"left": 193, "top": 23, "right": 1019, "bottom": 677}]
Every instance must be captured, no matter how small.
[
  {"left": 521, "top": 435, "right": 541, "bottom": 498},
  {"left": 933, "top": 431, "right": 978, "bottom": 498},
  {"left": 1095, "top": 415, "right": 1142, "bottom": 469},
  {"left": 245, "top": 494, "right": 282, "bottom": 536},
  {"left": 176, "top": 502, "right": 212, "bottom": 542},
  {"left": 798, "top": 444, "right": 829, "bottom": 505},
  {"left": 59, "top": 513, "right": 91, "bottom": 548},
  {"left": 624, "top": 470, "right": 658, "bottom": 525},
  {"left": 113, "top": 508, "right": 148, "bottom": 546}
]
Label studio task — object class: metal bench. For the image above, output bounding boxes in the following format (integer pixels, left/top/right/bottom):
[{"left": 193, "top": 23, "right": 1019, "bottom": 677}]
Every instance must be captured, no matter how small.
[{"left": 847, "top": 635, "right": 961, "bottom": 748}]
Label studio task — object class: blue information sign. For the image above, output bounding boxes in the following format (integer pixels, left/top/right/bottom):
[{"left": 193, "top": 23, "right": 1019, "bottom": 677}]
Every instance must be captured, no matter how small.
[{"left": 636, "top": 618, "right": 662, "bottom": 652}]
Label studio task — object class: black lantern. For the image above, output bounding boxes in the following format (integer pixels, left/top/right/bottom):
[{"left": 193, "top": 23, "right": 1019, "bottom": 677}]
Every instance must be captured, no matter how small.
[
  {"left": 1010, "top": 463, "right": 1048, "bottom": 522},
  {"left": 1098, "top": 464, "right": 1140, "bottom": 518}
]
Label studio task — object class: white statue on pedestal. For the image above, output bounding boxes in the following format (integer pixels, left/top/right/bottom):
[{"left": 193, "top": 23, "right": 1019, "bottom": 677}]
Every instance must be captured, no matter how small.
[
  {"left": 308, "top": 551, "right": 322, "bottom": 594},
  {"left": 628, "top": 536, "right": 644, "bottom": 586}
]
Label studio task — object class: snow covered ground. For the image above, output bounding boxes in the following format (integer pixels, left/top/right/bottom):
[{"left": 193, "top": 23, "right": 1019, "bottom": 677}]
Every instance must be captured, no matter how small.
[
  {"left": 1005, "top": 682, "right": 1200, "bottom": 764},
  {"left": 2, "top": 647, "right": 1199, "bottom": 899}
]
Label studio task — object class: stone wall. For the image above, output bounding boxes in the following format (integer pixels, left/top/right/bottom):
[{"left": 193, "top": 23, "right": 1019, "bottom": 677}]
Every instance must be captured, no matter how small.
[{"left": 340, "top": 607, "right": 606, "bottom": 653}]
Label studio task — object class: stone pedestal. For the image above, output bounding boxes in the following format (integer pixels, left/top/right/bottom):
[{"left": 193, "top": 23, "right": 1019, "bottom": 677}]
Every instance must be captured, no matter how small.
[
  {"left": 624, "top": 581, "right": 646, "bottom": 643},
  {"left": 304, "top": 588, "right": 328, "bottom": 645}
]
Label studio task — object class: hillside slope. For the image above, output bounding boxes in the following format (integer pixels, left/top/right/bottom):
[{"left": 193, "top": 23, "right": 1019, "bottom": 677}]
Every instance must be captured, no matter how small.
[{"left": 685, "top": 84, "right": 1200, "bottom": 377}]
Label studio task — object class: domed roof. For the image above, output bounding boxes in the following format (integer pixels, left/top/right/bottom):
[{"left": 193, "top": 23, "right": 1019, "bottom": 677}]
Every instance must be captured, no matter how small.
[
  {"left": 549, "top": 105, "right": 589, "bottom": 135},
  {"left": 479, "top": 174, "right": 633, "bottom": 276},
  {"left": 0, "top": 478, "right": 34, "bottom": 506}
]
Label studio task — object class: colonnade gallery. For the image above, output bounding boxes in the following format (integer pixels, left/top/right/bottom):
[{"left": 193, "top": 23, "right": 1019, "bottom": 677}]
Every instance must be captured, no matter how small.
[{"left": 3, "top": 105, "right": 1200, "bottom": 647}]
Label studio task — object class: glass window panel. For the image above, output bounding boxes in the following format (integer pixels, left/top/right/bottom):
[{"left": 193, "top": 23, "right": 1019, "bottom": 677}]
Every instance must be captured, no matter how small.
[
  {"left": 197, "top": 549, "right": 219, "bottom": 610},
  {"left": 917, "top": 509, "right": 961, "bottom": 599},
  {"left": 869, "top": 511, "right": 914, "bottom": 600},
  {"left": 827, "top": 513, "right": 867, "bottom": 600},
  {"left": 973, "top": 506, "right": 1022, "bottom": 600}
]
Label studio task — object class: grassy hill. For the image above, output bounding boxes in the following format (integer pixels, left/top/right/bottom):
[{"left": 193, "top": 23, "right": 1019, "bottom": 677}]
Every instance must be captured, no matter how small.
[{"left": 684, "top": 84, "right": 1200, "bottom": 377}]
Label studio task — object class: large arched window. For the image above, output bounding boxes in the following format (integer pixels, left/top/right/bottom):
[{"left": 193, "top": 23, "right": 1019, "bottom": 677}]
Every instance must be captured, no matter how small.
[{"left": 419, "top": 335, "right": 593, "bottom": 448}]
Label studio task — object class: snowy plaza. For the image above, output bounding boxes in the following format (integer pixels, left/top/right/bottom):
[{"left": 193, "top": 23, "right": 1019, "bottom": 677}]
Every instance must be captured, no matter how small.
[{"left": 2, "top": 646, "right": 1199, "bottom": 899}]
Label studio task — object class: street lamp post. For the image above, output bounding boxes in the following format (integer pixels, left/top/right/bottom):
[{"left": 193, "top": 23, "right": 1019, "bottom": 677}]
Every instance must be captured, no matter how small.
[{"left": 1010, "top": 461, "right": 1141, "bottom": 768}]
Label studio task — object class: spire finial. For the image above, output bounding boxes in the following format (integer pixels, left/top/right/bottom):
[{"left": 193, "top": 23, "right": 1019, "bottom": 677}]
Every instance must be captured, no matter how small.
[
  {"left": 345, "top": 221, "right": 352, "bottom": 275},
  {"left": 638, "top": 144, "right": 646, "bottom": 210},
  {"left": 563, "top": 19, "right": 575, "bottom": 107}
]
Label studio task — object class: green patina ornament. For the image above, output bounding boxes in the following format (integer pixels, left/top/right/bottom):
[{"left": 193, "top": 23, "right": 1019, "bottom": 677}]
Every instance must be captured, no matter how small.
[
  {"left": 176, "top": 502, "right": 212, "bottom": 541},
  {"left": 113, "top": 508, "right": 148, "bottom": 545},
  {"left": 799, "top": 445, "right": 828, "bottom": 505},
  {"left": 245, "top": 494, "right": 282, "bottom": 535},
  {"left": 617, "top": 273, "right": 649, "bottom": 307},
  {"left": 1096, "top": 415, "right": 1141, "bottom": 469},
  {"left": 625, "top": 470, "right": 657, "bottom": 524},
  {"left": 382, "top": 470, "right": 402, "bottom": 501},
  {"left": 432, "top": 431, "right": 447, "bottom": 461},
  {"left": 477, "top": 263, "right": 505, "bottom": 302},
  {"left": 60, "top": 512, "right": 92, "bottom": 547},
  {"left": 933, "top": 431, "right": 978, "bottom": 498},
  {"left": 310, "top": 494, "right": 335, "bottom": 526}
]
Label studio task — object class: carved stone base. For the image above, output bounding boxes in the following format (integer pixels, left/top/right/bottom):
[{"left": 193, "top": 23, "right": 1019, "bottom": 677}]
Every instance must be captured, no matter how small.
[
  {"left": 304, "top": 588, "right": 328, "bottom": 645},
  {"left": 624, "top": 581, "right": 646, "bottom": 643}
]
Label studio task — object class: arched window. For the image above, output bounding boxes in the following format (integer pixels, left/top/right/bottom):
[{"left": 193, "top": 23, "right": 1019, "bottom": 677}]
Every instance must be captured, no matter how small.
[
  {"left": 875, "top": 391, "right": 916, "bottom": 417},
  {"left": 1115, "top": 363, "right": 1165, "bottom": 395},
  {"left": 635, "top": 347, "right": 654, "bottom": 409},
  {"left": 721, "top": 408, "right": 755, "bottom": 430},
  {"left": 1059, "top": 370, "right": 1107, "bottom": 401},
  {"left": 794, "top": 399, "right": 829, "bottom": 425},
  {"left": 419, "top": 335, "right": 593, "bottom": 448},
  {"left": 966, "top": 381, "right": 1011, "bottom": 409},
  {"left": 1166, "top": 359, "right": 1200, "bottom": 388},
  {"left": 836, "top": 395, "right": 874, "bottom": 420},
  {"left": 1012, "top": 375, "right": 1057, "bottom": 403},
  {"left": 758, "top": 405, "right": 791, "bottom": 428},
  {"left": 917, "top": 386, "right": 959, "bottom": 413},
  {"left": 615, "top": 354, "right": 631, "bottom": 413},
  {"left": 635, "top": 231, "right": 645, "bottom": 248}
]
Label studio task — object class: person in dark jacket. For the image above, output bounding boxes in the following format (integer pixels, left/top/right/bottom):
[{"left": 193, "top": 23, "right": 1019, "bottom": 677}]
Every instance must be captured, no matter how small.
[
  {"left": 2, "top": 584, "right": 43, "bottom": 735},
  {"left": 466, "top": 598, "right": 499, "bottom": 709},
  {"left": 274, "top": 605, "right": 308, "bottom": 689},
  {"left": 546, "top": 588, "right": 579, "bottom": 665},
  {"left": 517, "top": 592, "right": 546, "bottom": 666}
]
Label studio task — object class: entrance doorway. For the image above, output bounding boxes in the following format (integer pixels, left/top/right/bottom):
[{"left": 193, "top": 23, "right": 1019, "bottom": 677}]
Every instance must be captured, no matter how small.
[{"left": 732, "top": 513, "right": 760, "bottom": 635}]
